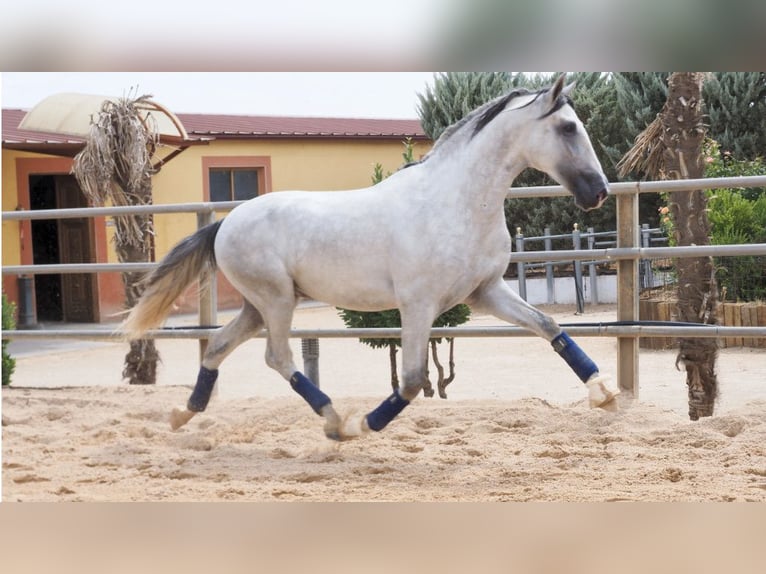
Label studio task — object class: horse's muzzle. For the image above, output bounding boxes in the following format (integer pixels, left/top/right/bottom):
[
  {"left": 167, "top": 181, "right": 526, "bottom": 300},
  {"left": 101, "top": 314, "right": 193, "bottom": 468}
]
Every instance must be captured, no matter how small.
[
  {"left": 575, "top": 185, "right": 609, "bottom": 211},
  {"left": 561, "top": 169, "right": 609, "bottom": 211},
  {"left": 580, "top": 188, "right": 609, "bottom": 211},
  {"left": 594, "top": 188, "right": 608, "bottom": 208}
]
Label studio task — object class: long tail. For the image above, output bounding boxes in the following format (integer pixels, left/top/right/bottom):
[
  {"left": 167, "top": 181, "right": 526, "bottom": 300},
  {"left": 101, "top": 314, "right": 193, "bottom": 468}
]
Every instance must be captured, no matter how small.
[{"left": 121, "top": 220, "right": 223, "bottom": 340}]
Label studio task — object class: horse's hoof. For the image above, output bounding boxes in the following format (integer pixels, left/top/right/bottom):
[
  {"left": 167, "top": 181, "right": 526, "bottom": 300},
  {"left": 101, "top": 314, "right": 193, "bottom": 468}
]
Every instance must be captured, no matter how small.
[
  {"left": 323, "top": 426, "right": 359, "bottom": 442},
  {"left": 323, "top": 414, "right": 369, "bottom": 441},
  {"left": 169, "top": 407, "right": 196, "bottom": 430},
  {"left": 586, "top": 375, "right": 620, "bottom": 411},
  {"left": 324, "top": 429, "right": 344, "bottom": 442}
]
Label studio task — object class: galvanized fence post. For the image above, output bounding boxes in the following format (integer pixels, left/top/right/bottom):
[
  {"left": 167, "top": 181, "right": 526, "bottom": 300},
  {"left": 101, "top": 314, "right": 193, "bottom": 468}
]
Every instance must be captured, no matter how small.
[
  {"left": 301, "top": 338, "right": 320, "bottom": 387},
  {"left": 641, "top": 223, "right": 654, "bottom": 289},
  {"left": 587, "top": 227, "right": 599, "bottom": 305},
  {"left": 572, "top": 224, "right": 584, "bottom": 314},
  {"left": 515, "top": 228, "right": 527, "bottom": 301},
  {"left": 544, "top": 227, "right": 554, "bottom": 304},
  {"left": 17, "top": 275, "right": 37, "bottom": 329}
]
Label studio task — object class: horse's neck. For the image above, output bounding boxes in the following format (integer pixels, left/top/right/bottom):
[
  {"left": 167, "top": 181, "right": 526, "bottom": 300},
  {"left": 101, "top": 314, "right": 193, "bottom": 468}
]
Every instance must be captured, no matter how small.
[{"left": 419, "top": 139, "right": 526, "bottom": 212}]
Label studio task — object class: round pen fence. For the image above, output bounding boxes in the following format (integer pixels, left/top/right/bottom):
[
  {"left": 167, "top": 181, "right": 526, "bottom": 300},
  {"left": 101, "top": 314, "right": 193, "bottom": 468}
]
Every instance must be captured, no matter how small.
[{"left": 4, "top": 175, "right": 766, "bottom": 399}]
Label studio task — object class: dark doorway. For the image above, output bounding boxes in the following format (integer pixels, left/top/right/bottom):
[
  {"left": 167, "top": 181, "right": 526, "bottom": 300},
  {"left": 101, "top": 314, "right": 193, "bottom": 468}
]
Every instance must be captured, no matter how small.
[
  {"left": 29, "top": 174, "right": 97, "bottom": 323},
  {"left": 30, "top": 176, "right": 63, "bottom": 321}
]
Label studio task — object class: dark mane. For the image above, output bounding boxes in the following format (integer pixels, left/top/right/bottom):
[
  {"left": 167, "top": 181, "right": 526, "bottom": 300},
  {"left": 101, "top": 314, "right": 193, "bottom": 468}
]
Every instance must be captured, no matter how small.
[
  {"left": 425, "top": 84, "right": 571, "bottom": 157},
  {"left": 472, "top": 88, "right": 532, "bottom": 137},
  {"left": 428, "top": 88, "right": 532, "bottom": 155}
]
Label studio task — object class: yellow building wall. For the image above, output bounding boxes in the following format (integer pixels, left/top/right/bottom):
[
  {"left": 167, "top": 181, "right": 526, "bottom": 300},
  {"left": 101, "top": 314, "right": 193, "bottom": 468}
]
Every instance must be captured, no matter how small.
[
  {"left": 2, "top": 149, "right": 32, "bottom": 268},
  {"left": 3, "top": 137, "right": 431, "bottom": 267},
  {"left": 3, "top": 136, "right": 431, "bottom": 310}
]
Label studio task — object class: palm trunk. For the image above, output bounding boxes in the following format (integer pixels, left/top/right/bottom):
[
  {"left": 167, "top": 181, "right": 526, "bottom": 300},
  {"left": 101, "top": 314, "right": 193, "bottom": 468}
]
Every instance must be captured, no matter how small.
[
  {"left": 114, "top": 178, "right": 158, "bottom": 385},
  {"left": 117, "top": 218, "right": 159, "bottom": 384},
  {"left": 661, "top": 72, "right": 719, "bottom": 420}
]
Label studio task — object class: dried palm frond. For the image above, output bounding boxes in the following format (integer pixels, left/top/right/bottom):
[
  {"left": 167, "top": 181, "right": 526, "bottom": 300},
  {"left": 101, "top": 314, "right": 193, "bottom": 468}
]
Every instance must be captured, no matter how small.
[
  {"left": 616, "top": 114, "right": 666, "bottom": 179},
  {"left": 73, "top": 94, "right": 159, "bottom": 253}
]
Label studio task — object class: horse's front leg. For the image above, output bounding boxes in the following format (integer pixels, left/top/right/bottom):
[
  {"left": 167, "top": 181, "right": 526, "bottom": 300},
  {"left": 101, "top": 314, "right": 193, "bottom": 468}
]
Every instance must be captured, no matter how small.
[
  {"left": 468, "top": 278, "right": 619, "bottom": 411},
  {"left": 363, "top": 307, "right": 434, "bottom": 432}
]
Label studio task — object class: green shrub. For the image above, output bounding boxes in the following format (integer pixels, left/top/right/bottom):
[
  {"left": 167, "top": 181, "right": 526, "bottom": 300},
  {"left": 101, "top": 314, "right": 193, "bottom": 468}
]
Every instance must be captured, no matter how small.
[
  {"left": 2, "top": 292, "right": 17, "bottom": 386},
  {"left": 704, "top": 139, "right": 766, "bottom": 301}
]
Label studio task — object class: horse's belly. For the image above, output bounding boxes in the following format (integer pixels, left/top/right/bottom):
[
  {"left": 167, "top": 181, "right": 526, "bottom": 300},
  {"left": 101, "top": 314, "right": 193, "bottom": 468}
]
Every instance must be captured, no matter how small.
[{"left": 293, "top": 263, "right": 398, "bottom": 311}]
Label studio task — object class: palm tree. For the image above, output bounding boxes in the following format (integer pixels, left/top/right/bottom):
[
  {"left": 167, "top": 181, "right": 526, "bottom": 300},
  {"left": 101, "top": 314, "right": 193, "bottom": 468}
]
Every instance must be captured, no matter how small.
[
  {"left": 619, "top": 72, "right": 719, "bottom": 420},
  {"left": 72, "top": 94, "right": 160, "bottom": 384}
]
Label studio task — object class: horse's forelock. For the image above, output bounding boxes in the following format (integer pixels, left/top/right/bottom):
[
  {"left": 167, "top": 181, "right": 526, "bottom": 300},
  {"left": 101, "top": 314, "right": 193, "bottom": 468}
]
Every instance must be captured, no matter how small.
[
  {"left": 539, "top": 93, "right": 574, "bottom": 119},
  {"left": 472, "top": 87, "right": 569, "bottom": 137}
]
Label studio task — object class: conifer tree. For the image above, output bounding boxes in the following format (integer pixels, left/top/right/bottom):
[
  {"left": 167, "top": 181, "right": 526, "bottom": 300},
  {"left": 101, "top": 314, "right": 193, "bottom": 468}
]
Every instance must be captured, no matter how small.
[{"left": 704, "top": 72, "right": 766, "bottom": 160}]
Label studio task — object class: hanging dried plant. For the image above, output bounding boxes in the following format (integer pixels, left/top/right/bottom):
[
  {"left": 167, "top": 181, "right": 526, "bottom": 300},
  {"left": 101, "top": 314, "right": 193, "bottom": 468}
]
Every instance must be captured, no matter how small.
[
  {"left": 616, "top": 114, "right": 666, "bottom": 180},
  {"left": 73, "top": 94, "right": 159, "bottom": 253}
]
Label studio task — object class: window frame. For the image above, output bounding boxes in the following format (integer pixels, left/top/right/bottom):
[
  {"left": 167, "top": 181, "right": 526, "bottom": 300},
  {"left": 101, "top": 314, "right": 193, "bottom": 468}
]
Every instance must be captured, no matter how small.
[{"left": 202, "top": 156, "right": 272, "bottom": 203}]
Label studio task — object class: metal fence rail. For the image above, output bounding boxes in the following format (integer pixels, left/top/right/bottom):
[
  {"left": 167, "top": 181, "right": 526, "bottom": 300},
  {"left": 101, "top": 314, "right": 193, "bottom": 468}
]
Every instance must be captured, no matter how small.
[
  {"left": 3, "top": 173, "right": 766, "bottom": 400},
  {"left": 514, "top": 223, "right": 667, "bottom": 309},
  {"left": 0, "top": 201, "right": 242, "bottom": 221},
  {"left": 6, "top": 325, "right": 766, "bottom": 341},
  {"left": 4, "top": 243, "right": 765, "bottom": 277},
  {"left": 506, "top": 175, "right": 766, "bottom": 199}
]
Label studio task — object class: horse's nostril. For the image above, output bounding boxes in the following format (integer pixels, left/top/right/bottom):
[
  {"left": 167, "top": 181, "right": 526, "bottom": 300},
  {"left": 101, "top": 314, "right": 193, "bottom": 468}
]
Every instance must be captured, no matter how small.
[{"left": 598, "top": 189, "right": 608, "bottom": 203}]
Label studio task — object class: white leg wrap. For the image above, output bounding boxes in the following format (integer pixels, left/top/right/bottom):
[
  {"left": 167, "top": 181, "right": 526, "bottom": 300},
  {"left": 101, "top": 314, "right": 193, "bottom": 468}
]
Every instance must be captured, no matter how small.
[{"left": 586, "top": 375, "right": 620, "bottom": 411}]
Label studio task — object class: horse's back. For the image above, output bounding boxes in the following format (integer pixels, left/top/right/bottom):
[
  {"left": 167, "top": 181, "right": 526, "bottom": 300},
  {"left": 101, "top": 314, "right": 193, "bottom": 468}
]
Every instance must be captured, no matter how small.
[{"left": 214, "top": 189, "right": 402, "bottom": 310}]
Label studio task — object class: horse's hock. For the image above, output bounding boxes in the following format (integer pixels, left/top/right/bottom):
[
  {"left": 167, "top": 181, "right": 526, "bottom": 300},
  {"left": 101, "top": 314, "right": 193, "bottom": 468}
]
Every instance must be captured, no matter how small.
[{"left": 639, "top": 298, "right": 766, "bottom": 349}]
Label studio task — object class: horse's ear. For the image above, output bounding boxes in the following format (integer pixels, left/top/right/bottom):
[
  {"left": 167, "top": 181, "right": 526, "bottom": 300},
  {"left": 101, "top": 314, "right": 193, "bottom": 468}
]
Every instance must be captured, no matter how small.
[
  {"left": 562, "top": 81, "right": 576, "bottom": 97},
  {"left": 549, "top": 74, "right": 566, "bottom": 102},
  {"left": 542, "top": 74, "right": 567, "bottom": 113}
]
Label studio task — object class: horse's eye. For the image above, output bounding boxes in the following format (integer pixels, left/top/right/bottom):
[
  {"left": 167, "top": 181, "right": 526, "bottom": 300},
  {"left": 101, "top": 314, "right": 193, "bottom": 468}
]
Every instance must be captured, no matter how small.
[{"left": 561, "top": 122, "right": 577, "bottom": 135}]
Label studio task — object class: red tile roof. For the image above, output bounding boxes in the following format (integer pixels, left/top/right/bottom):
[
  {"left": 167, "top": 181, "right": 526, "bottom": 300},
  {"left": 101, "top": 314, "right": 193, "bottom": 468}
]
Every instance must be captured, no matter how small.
[
  {"left": 177, "top": 113, "right": 426, "bottom": 139},
  {"left": 3, "top": 108, "right": 428, "bottom": 147},
  {"left": 3, "top": 109, "right": 86, "bottom": 145}
]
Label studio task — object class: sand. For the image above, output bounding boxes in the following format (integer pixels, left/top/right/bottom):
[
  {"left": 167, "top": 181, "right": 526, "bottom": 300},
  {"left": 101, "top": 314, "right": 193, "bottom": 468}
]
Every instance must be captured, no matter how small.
[{"left": 3, "top": 304, "right": 765, "bottom": 501}]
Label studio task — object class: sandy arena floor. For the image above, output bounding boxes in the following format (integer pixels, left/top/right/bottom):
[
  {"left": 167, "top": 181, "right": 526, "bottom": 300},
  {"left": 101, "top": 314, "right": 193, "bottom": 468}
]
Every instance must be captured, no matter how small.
[{"left": 3, "top": 304, "right": 765, "bottom": 501}]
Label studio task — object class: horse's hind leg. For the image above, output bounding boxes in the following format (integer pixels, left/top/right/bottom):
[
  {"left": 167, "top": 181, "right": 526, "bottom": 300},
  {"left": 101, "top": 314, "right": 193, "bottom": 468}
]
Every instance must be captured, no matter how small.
[
  {"left": 170, "top": 301, "right": 265, "bottom": 430},
  {"left": 251, "top": 297, "right": 351, "bottom": 441},
  {"left": 468, "top": 278, "right": 619, "bottom": 410}
]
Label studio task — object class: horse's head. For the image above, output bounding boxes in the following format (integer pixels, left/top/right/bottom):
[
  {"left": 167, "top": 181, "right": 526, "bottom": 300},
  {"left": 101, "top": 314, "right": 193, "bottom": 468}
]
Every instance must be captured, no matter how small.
[{"left": 521, "top": 75, "right": 609, "bottom": 211}]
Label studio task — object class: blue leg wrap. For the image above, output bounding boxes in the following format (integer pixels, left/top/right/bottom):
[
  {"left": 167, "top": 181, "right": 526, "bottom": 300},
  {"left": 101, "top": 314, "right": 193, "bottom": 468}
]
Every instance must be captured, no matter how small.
[
  {"left": 290, "top": 371, "right": 332, "bottom": 416},
  {"left": 187, "top": 366, "right": 219, "bottom": 412},
  {"left": 366, "top": 390, "right": 410, "bottom": 432},
  {"left": 551, "top": 332, "right": 599, "bottom": 383}
]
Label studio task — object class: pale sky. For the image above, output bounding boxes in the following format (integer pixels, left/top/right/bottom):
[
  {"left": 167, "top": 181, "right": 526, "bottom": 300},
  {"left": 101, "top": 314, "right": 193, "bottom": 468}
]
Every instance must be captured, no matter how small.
[{"left": 1, "top": 72, "right": 439, "bottom": 119}]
